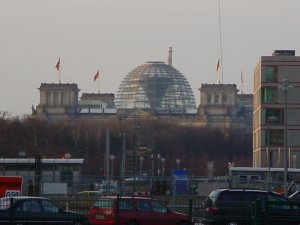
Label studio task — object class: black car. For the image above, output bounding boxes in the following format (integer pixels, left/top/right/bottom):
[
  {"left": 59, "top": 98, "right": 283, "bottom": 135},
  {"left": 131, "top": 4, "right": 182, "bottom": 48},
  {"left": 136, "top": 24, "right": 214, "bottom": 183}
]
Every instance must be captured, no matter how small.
[
  {"left": 0, "top": 196, "right": 89, "bottom": 225},
  {"left": 198, "top": 188, "right": 300, "bottom": 225}
]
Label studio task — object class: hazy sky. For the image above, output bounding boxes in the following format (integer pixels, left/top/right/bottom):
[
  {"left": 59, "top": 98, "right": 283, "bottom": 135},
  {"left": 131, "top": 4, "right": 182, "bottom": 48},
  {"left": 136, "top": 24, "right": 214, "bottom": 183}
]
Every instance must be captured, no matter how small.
[{"left": 1, "top": 0, "right": 300, "bottom": 116}]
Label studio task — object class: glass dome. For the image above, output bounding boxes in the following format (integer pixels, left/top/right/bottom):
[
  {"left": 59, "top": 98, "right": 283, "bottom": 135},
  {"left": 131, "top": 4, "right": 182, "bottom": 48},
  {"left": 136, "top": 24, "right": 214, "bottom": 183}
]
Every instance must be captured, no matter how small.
[{"left": 115, "top": 61, "right": 196, "bottom": 110}]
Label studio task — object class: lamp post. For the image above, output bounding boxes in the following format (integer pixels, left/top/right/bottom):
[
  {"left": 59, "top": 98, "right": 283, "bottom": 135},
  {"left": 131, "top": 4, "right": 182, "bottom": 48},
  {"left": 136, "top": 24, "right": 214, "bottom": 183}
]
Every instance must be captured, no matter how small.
[
  {"left": 109, "top": 155, "right": 115, "bottom": 179},
  {"left": 161, "top": 158, "right": 165, "bottom": 176},
  {"left": 139, "top": 156, "right": 144, "bottom": 177},
  {"left": 157, "top": 154, "right": 161, "bottom": 175},
  {"left": 150, "top": 154, "right": 154, "bottom": 192},
  {"left": 279, "top": 78, "right": 291, "bottom": 197},
  {"left": 267, "top": 116, "right": 277, "bottom": 183},
  {"left": 119, "top": 117, "right": 126, "bottom": 195},
  {"left": 176, "top": 159, "right": 181, "bottom": 170}
]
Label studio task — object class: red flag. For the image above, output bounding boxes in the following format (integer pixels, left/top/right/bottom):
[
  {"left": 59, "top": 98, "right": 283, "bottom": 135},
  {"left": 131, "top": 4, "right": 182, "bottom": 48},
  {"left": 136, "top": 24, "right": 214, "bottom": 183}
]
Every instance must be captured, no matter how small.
[
  {"left": 55, "top": 58, "right": 60, "bottom": 71},
  {"left": 93, "top": 70, "right": 100, "bottom": 81},
  {"left": 216, "top": 59, "right": 220, "bottom": 71}
]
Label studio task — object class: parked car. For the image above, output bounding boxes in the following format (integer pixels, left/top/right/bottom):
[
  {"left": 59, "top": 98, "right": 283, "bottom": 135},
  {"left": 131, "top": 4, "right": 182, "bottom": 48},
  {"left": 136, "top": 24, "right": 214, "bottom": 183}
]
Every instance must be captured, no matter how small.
[
  {"left": 88, "top": 195, "right": 191, "bottom": 225},
  {"left": 0, "top": 196, "right": 90, "bottom": 225},
  {"left": 71, "top": 191, "right": 103, "bottom": 209},
  {"left": 98, "top": 182, "right": 119, "bottom": 195},
  {"left": 198, "top": 188, "right": 300, "bottom": 225}
]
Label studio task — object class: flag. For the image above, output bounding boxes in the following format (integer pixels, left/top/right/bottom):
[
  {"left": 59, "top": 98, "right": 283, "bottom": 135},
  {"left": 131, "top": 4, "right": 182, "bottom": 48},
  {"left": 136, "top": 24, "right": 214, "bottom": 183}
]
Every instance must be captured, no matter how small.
[
  {"left": 55, "top": 58, "right": 60, "bottom": 71},
  {"left": 216, "top": 59, "right": 220, "bottom": 71},
  {"left": 93, "top": 70, "right": 100, "bottom": 81}
]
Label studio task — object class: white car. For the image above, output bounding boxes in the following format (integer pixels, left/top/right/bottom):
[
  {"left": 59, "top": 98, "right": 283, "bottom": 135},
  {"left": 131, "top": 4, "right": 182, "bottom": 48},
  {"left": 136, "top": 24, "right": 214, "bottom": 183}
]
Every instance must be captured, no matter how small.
[{"left": 98, "top": 182, "right": 119, "bottom": 195}]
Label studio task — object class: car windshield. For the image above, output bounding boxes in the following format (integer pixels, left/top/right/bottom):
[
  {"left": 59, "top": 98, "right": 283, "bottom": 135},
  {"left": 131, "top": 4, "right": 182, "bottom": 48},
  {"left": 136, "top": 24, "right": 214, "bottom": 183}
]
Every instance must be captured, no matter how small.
[
  {"left": 93, "top": 199, "right": 114, "bottom": 208},
  {"left": 0, "top": 198, "right": 11, "bottom": 210},
  {"left": 205, "top": 190, "right": 219, "bottom": 207}
]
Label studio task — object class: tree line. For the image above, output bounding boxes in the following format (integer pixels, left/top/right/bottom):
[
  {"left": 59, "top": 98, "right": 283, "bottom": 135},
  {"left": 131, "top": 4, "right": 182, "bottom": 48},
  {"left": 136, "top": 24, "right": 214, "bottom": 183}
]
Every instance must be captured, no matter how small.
[{"left": 0, "top": 112, "right": 252, "bottom": 176}]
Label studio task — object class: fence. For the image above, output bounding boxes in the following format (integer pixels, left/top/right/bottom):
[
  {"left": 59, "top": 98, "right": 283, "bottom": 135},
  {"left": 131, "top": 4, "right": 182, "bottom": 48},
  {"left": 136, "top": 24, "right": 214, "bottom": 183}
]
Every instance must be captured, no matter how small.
[
  {"left": 2, "top": 194, "right": 300, "bottom": 224},
  {"left": 3, "top": 173, "right": 292, "bottom": 197}
]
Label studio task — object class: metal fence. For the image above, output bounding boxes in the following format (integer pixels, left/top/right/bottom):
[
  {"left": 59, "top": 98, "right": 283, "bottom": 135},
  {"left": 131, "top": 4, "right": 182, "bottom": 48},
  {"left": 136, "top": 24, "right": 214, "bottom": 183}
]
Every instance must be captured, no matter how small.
[{"left": 2, "top": 193, "right": 300, "bottom": 224}]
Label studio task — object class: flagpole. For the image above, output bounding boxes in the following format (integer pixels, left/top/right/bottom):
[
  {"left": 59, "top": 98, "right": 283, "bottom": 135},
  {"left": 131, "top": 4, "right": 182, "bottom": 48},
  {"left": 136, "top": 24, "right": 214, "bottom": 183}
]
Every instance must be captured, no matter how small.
[
  {"left": 93, "top": 70, "right": 100, "bottom": 93},
  {"left": 56, "top": 58, "right": 61, "bottom": 83},
  {"left": 216, "top": 59, "right": 220, "bottom": 83},
  {"left": 59, "top": 69, "right": 61, "bottom": 84},
  {"left": 98, "top": 77, "right": 100, "bottom": 93},
  {"left": 218, "top": 0, "right": 224, "bottom": 83},
  {"left": 241, "top": 71, "right": 244, "bottom": 94}
]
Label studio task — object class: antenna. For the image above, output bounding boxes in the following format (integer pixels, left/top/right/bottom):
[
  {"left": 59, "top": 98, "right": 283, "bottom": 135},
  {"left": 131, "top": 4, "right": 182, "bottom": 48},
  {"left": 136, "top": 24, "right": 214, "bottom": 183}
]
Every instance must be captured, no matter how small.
[{"left": 218, "top": 0, "right": 224, "bottom": 83}]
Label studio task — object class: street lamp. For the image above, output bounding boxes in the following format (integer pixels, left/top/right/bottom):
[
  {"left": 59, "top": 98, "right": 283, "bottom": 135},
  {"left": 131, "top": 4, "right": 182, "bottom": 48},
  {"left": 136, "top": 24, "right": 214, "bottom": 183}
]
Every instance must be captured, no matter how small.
[
  {"left": 150, "top": 154, "right": 154, "bottom": 192},
  {"left": 157, "top": 154, "right": 161, "bottom": 175},
  {"left": 161, "top": 158, "right": 165, "bottom": 176},
  {"left": 119, "top": 116, "right": 126, "bottom": 195},
  {"left": 139, "top": 156, "right": 144, "bottom": 177},
  {"left": 279, "top": 78, "right": 292, "bottom": 197},
  {"left": 176, "top": 159, "right": 181, "bottom": 170},
  {"left": 109, "top": 155, "right": 115, "bottom": 179},
  {"left": 267, "top": 116, "right": 277, "bottom": 183}
]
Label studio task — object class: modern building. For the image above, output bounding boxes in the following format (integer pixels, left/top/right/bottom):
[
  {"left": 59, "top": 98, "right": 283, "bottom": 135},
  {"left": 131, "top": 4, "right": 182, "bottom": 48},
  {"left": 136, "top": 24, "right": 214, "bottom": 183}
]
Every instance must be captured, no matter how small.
[
  {"left": 253, "top": 50, "right": 300, "bottom": 168},
  {"left": 0, "top": 158, "right": 84, "bottom": 195}
]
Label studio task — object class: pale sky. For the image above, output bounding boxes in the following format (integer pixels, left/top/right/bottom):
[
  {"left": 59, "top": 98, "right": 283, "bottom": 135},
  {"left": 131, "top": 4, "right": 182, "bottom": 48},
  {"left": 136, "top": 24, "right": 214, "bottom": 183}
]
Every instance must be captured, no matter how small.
[{"left": 1, "top": 0, "right": 300, "bottom": 116}]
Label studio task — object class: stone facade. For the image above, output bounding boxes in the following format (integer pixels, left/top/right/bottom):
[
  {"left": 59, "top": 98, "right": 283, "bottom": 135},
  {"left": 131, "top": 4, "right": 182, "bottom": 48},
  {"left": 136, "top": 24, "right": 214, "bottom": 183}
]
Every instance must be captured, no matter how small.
[{"left": 35, "top": 82, "right": 252, "bottom": 133}]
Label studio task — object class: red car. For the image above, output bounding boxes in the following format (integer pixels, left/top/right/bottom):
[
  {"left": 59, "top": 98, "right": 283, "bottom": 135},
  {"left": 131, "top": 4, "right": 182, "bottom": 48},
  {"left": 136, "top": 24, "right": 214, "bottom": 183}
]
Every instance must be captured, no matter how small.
[{"left": 88, "top": 196, "right": 191, "bottom": 225}]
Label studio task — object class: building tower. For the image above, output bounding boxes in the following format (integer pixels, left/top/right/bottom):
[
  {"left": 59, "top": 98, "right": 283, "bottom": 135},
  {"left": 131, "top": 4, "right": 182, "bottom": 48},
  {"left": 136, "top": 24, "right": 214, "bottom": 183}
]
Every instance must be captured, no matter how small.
[
  {"left": 253, "top": 50, "right": 300, "bottom": 168},
  {"left": 197, "top": 83, "right": 252, "bottom": 132},
  {"left": 36, "top": 83, "right": 80, "bottom": 120}
]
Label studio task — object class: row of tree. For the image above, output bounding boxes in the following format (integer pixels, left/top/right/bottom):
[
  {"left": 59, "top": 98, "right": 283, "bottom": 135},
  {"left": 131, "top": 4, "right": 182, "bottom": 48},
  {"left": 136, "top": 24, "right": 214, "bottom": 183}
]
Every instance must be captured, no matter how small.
[{"left": 0, "top": 112, "right": 252, "bottom": 176}]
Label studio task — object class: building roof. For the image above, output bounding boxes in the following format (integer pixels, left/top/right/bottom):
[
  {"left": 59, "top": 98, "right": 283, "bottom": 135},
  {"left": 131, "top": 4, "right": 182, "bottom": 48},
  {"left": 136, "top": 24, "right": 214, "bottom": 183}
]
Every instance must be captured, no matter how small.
[{"left": 115, "top": 61, "right": 196, "bottom": 110}]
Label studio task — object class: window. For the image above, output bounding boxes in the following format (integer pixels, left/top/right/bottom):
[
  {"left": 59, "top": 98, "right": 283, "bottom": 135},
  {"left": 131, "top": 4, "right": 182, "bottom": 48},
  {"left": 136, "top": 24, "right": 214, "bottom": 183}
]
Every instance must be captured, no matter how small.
[
  {"left": 269, "top": 130, "right": 284, "bottom": 146},
  {"left": 22, "top": 200, "right": 42, "bottom": 213},
  {"left": 61, "top": 170, "right": 73, "bottom": 184},
  {"left": 119, "top": 200, "right": 133, "bottom": 211},
  {"left": 151, "top": 201, "right": 167, "bottom": 213},
  {"left": 261, "top": 88, "right": 278, "bottom": 104},
  {"left": 41, "top": 200, "right": 59, "bottom": 213},
  {"left": 218, "top": 192, "right": 243, "bottom": 207},
  {"left": 266, "top": 108, "right": 283, "bottom": 125},
  {"left": 137, "top": 200, "right": 151, "bottom": 212},
  {"left": 0, "top": 199, "right": 11, "bottom": 210},
  {"left": 93, "top": 199, "right": 114, "bottom": 209},
  {"left": 215, "top": 94, "right": 220, "bottom": 104},
  {"left": 222, "top": 95, "right": 228, "bottom": 104},
  {"left": 207, "top": 94, "right": 212, "bottom": 104},
  {"left": 265, "top": 66, "right": 278, "bottom": 82}
]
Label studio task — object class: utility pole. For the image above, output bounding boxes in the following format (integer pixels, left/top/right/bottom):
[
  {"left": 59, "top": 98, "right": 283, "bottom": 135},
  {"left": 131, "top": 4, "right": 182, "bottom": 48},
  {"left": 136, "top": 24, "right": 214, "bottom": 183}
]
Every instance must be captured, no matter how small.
[{"left": 119, "top": 117, "right": 126, "bottom": 195}]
